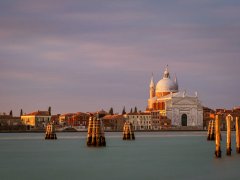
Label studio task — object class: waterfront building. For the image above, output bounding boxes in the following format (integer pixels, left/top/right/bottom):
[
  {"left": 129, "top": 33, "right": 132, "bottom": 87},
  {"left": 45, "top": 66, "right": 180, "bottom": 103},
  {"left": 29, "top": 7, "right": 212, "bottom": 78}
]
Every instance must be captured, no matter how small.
[
  {"left": 147, "top": 66, "right": 203, "bottom": 129},
  {"left": 67, "top": 112, "right": 90, "bottom": 130},
  {"left": 59, "top": 113, "right": 75, "bottom": 126},
  {"left": 126, "top": 112, "right": 151, "bottom": 131},
  {"left": 0, "top": 115, "right": 22, "bottom": 126},
  {"left": 102, "top": 114, "right": 126, "bottom": 131},
  {"left": 58, "top": 112, "right": 90, "bottom": 130},
  {"left": 203, "top": 107, "right": 215, "bottom": 130},
  {"left": 94, "top": 109, "right": 108, "bottom": 118},
  {"left": 215, "top": 108, "right": 240, "bottom": 130},
  {"left": 0, "top": 114, "right": 25, "bottom": 131},
  {"left": 150, "top": 111, "right": 171, "bottom": 130},
  {"left": 50, "top": 114, "right": 60, "bottom": 125},
  {"left": 21, "top": 110, "right": 51, "bottom": 129},
  {"left": 150, "top": 111, "right": 160, "bottom": 130}
]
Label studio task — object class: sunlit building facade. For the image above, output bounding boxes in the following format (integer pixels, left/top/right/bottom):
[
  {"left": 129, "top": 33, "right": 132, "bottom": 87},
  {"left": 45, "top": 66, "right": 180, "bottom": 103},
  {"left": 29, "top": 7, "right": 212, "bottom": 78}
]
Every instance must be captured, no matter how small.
[
  {"left": 126, "top": 112, "right": 152, "bottom": 130},
  {"left": 21, "top": 110, "right": 51, "bottom": 129},
  {"left": 147, "top": 66, "right": 203, "bottom": 128}
]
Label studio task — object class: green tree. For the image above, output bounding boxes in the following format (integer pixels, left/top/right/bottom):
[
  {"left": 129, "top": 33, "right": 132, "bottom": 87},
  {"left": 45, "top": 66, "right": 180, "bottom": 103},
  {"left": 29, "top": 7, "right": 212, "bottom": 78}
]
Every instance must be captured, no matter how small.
[
  {"left": 134, "top": 106, "right": 138, "bottom": 113},
  {"left": 130, "top": 108, "right": 133, "bottom": 113},
  {"left": 122, "top": 106, "right": 126, "bottom": 115},
  {"left": 48, "top": 106, "right": 51, "bottom": 115},
  {"left": 9, "top": 110, "right": 13, "bottom": 116},
  {"left": 109, "top": 107, "right": 113, "bottom": 115}
]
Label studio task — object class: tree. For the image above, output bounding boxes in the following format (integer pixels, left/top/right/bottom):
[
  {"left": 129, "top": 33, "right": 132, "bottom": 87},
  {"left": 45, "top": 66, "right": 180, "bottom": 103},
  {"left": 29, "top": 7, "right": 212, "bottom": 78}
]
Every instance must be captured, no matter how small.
[
  {"left": 130, "top": 108, "right": 133, "bottom": 113},
  {"left": 109, "top": 107, "right": 113, "bottom": 115},
  {"left": 122, "top": 106, "right": 126, "bottom": 115},
  {"left": 9, "top": 110, "right": 13, "bottom": 116},
  {"left": 48, "top": 106, "right": 51, "bottom": 115},
  {"left": 20, "top": 109, "right": 23, "bottom": 116},
  {"left": 134, "top": 106, "right": 138, "bottom": 113}
]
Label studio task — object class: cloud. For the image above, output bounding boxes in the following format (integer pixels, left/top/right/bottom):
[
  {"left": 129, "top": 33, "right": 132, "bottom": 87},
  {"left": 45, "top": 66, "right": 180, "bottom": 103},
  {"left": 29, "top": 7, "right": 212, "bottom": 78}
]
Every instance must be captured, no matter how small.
[{"left": 0, "top": 0, "right": 240, "bottom": 115}]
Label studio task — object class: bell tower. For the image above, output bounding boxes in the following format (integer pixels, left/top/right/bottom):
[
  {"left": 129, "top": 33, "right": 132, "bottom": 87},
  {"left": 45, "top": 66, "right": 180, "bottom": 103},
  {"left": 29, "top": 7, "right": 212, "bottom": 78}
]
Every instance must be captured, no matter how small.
[
  {"left": 149, "top": 73, "right": 155, "bottom": 99},
  {"left": 148, "top": 73, "right": 155, "bottom": 110}
]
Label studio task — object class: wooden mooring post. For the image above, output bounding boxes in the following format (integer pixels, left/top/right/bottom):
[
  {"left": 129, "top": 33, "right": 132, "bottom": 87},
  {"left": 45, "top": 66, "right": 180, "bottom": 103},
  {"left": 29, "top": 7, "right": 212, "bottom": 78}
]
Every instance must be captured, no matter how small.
[
  {"left": 45, "top": 122, "right": 57, "bottom": 140},
  {"left": 207, "top": 120, "right": 215, "bottom": 141},
  {"left": 123, "top": 122, "right": 135, "bottom": 140},
  {"left": 226, "top": 115, "right": 232, "bottom": 156},
  {"left": 236, "top": 117, "right": 240, "bottom": 153},
  {"left": 87, "top": 114, "right": 106, "bottom": 147},
  {"left": 87, "top": 116, "right": 93, "bottom": 146},
  {"left": 215, "top": 115, "right": 221, "bottom": 158},
  {"left": 207, "top": 120, "right": 211, "bottom": 140}
]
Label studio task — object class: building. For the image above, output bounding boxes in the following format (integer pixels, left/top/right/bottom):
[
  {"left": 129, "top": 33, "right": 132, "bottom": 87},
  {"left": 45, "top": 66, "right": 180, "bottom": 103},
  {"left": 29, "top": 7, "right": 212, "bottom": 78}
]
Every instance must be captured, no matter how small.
[
  {"left": 50, "top": 114, "right": 60, "bottom": 125},
  {"left": 0, "top": 114, "right": 25, "bottom": 131},
  {"left": 151, "top": 111, "right": 171, "bottom": 130},
  {"left": 126, "top": 112, "right": 151, "bottom": 131},
  {"left": 102, "top": 114, "right": 126, "bottom": 131},
  {"left": 59, "top": 113, "right": 75, "bottom": 126},
  {"left": 21, "top": 110, "right": 51, "bottom": 129},
  {"left": 215, "top": 108, "right": 240, "bottom": 130},
  {"left": 203, "top": 107, "right": 215, "bottom": 130},
  {"left": 147, "top": 66, "right": 203, "bottom": 129},
  {"left": 94, "top": 109, "right": 108, "bottom": 118},
  {"left": 67, "top": 112, "right": 90, "bottom": 130}
]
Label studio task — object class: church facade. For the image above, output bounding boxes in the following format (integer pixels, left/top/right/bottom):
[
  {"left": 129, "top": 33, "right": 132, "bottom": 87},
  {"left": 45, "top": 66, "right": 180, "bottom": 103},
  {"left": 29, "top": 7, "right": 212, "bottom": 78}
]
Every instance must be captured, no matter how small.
[{"left": 147, "top": 66, "right": 203, "bottom": 128}]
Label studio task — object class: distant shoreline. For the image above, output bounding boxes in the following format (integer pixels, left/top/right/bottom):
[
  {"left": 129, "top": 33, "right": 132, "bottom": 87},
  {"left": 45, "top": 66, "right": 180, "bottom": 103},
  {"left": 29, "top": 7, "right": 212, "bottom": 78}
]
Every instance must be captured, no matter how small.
[{"left": 0, "top": 129, "right": 207, "bottom": 133}]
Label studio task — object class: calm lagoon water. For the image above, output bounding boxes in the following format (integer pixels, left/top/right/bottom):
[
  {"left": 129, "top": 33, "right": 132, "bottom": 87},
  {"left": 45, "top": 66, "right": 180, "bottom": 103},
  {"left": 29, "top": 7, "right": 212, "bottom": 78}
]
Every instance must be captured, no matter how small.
[{"left": 0, "top": 132, "right": 240, "bottom": 180}]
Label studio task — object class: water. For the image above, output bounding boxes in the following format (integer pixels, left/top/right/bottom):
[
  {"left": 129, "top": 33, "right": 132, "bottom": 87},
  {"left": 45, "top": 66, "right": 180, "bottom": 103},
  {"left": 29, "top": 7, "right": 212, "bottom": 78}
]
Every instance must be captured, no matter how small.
[{"left": 0, "top": 132, "right": 240, "bottom": 180}]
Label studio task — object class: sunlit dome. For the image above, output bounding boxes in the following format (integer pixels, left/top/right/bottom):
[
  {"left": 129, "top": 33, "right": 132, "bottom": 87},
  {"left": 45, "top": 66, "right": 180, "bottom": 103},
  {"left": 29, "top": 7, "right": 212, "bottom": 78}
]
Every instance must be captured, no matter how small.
[{"left": 155, "top": 66, "right": 178, "bottom": 93}]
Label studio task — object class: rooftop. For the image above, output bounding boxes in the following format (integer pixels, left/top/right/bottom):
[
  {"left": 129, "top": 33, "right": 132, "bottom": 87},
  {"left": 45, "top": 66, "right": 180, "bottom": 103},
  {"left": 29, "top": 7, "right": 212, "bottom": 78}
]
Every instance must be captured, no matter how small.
[{"left": 23, "top": 111, "right": 50, "bottom": 116}]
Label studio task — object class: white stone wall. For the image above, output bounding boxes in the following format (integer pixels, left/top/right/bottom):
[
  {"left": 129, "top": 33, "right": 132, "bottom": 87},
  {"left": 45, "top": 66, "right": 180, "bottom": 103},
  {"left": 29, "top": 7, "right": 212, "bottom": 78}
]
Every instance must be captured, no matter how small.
[
  {"left": 171, "top": 108, "right": 180, "bottom": 126},
  {"left": 165, "top": 96, "right": 203, "bottom": 127},
  {"left": 197, "top": 109, "right": 203, "bottom": 126}
]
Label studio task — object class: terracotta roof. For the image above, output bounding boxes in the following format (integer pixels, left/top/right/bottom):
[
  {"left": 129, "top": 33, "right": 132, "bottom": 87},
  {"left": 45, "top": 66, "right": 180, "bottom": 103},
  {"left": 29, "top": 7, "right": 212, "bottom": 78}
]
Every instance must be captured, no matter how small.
[
  {"left": 102, "top": 115, "right": 124, "bottom": 120},
  {"left": 224, "top": 110, "right": 233, "bottom": 113},
  {"left": 95, "top": 110, "right": 108, "bottom": 114},
  {"left": 76, "top": 112, "right": 89, "bottom": 116},
  {"left": 215, "top": 109, "right": 225, "bottom": 113},
  {"left": 24, "top": 111, "right": 50, "bottom": 116},
  {"left": 60, "top": 113, "right": 75, "bottom": 116},
  {"left": 127, "top": 112, "right": 151, "bottom": 115},
  {"left": 51, "top": 114, "right": 60, "bottom": 117}
]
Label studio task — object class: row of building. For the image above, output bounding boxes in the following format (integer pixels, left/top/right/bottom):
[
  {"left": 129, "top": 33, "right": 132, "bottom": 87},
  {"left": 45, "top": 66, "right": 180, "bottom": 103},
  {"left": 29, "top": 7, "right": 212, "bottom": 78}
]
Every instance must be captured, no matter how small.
[
  {"left": 1, "top": 66, "right": 239, "bottom": 131},
  {"left": 0, "top": 106, "right": 239, "bottom": 131},
  {"left": 19, "top": 109, "right": 165, "bottom": 131}
]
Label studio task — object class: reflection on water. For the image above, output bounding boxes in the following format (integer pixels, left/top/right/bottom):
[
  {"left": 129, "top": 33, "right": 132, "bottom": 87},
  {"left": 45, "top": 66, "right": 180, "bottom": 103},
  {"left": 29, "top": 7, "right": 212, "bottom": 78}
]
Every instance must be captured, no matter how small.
[{"left": 0, "top": 132, "right": 240, "bottom": 180}]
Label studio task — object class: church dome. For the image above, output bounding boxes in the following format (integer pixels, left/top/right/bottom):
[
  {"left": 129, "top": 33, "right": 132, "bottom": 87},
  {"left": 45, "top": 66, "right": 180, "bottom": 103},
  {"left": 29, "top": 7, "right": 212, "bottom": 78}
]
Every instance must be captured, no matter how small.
[
  {"left": 155, "top": 66, "right": 178, "bottom": 93},
  {"left": 156, "top": 78, "right": 177, "bottom": 92}
]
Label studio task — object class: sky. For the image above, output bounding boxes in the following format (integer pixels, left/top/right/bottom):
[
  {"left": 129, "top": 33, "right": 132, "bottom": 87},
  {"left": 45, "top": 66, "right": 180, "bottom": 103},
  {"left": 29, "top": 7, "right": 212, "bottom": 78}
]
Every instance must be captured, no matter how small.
[{"left": 0, "top": 0, "right": 240, "bottom": 115}]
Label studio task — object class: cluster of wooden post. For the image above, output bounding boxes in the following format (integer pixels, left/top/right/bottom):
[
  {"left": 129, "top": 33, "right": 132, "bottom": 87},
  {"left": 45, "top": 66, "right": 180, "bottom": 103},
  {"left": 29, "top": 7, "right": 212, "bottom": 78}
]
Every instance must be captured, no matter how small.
[
  {"left": 87, "top": 114, "right": 106, "bottom": 147},
  {"left": 214, "top": 115, "right": 240, "bottom": 158},
  {"left": 123, "top": 122, "right": 135, "bottom": 140},
  {"left": 207, "top": 120, "right": 215, "bottom": 141},
  {"left": 45, "top": 123, "right": 57, "bottom": 140}
]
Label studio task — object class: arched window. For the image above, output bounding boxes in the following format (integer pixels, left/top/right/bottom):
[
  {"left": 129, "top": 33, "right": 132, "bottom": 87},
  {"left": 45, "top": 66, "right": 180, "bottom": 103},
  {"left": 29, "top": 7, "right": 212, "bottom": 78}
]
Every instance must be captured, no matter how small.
[{"left": 181, "top": 114, "right": 187, "bottom": 126}]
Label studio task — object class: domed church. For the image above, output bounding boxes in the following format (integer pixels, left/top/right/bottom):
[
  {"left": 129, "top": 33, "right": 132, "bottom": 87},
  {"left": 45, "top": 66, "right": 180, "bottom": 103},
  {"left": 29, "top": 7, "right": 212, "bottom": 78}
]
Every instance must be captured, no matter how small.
[{"left": 147, "top": 66, "right": 203, "bottom": 128}]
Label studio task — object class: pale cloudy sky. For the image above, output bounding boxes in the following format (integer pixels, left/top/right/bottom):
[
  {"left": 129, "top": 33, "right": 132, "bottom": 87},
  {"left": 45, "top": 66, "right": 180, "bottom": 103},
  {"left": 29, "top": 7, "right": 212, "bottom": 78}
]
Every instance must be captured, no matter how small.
[{"left": 0, "top": 0, "right": 240, "bottom": 115}]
